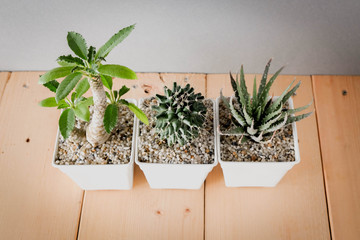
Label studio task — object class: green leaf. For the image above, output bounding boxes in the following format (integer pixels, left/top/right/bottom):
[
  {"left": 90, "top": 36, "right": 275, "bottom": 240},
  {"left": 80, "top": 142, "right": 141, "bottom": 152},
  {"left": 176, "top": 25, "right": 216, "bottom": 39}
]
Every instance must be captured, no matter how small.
[
  {"left": 55, "top": 72, "right": 82, "bottom": 102},
  {"left": 74, "top": 104, "right": 90, "bottom": 122},
  {"left": 229, "top": 96, "right": 246, "bottom": 127},
  {"left": 128, "top": 103, "right": 149, "bottom": 125},
  {"left": 287, "top": 100, "right": 312, "bottom": 115},
  {"left": 38, "top": 97, "right": 58, "bottom": 107},
  {"left": 38, "top": 66, "right": 73, "bottom": 84},
  {"left": 266, "top": 79, "right": 295, "bottom": 114},
  {"left": 259, "top": 113, "right": 282, "bottom": 131},
  {"left": 239, "top": 65, "right": 249, "bottom": 105},
  {"left": 252, "top": 75, "right": 257, "bottom": 106},
  {"left": 120, "top": 100, "right": 149, "bottom": 125},
  {"left": 87, "top": 46, "right": 96, "bottom": 63},
  {"left": 118, "top": 85, "right": 130, "bottom": 98},
  {"left": 257, "top": 65, "right": 285, "bottom": 108},
  {"left": 287, "top": 112, "right": 313, "bottom": 124},
  {"left": 78, "top": 97, "right": 93, "bottom": 107},
  {"left": 258, "top": 58, "right": 272, "bottom": 96},
  {"left": 96, "top": 24, "right": 135, "bottom": 59},
  {"left": 220, "top": 89, "right": 230, "bottom": 109},
  {"left": 57, "top": 102, "right": 70, "bottom": 109},
  {"left": 100, "top": 75, "right": 113, "bottom": 90},
  {"left": 98, "top": 64, "right": 137, "bottom": 79},
  {"left": 75, "top": 78, "right": 90, "bottom": 98},
  {"left": 57, "top": 55, "right": 84, "bottom": 67},
  {"left": 113, "top": 90, "right": 118, "bottom": 101},
  {"left": 282, "top": 81, "right": 301, "bottom": 104},
  {"left": 230, "top": 72, "right": 243, "bottom": 109},
  {"left": 105, "top": 91, "right": 111, "bottom": 100},
  {"left": 242, "top": 105, "right": 253, "bottom": 126},
  {"left": 219, "top": 126, "right": 245, "bottom": 135},
  {"left": 71, "top": 92, "right": 76, "bottom": 103},
  {"left": 43, "top": 80, "right": 59, "bottom": 92},
  {"left": 265, "top": 113, "right": 288, "bottom": 133},
  {"left": 104, "top": 104, "right": 119, "bottom": 133},
  {"left": 67, "top": 32, "right": 88, "bottom": 60},
  {"left": 263, "top": 103, "right": 283, "bottom": 123},
  {"left": 59, "top": 109, "right": 75, "bottom": 139}
]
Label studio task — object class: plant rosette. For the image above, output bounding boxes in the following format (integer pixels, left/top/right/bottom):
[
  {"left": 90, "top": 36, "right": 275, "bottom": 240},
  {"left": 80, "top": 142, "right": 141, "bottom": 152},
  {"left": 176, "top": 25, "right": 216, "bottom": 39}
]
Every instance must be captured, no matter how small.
[
  {"left": 135, "top": 83, "right": 218, "bottom": 189},
  {"left": 217, "top": 59, "right": 312, "bottom": 187},
  {"left": 52, "top": 99, "right": 137, "bottom": 190},
  {"left": 217, "top": 97, "right": 300, "bottom": 187}
]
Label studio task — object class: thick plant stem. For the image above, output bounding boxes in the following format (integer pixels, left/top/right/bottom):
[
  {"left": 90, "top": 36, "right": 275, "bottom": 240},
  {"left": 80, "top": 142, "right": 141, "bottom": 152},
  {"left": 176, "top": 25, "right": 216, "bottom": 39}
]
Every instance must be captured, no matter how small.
[{"left": 86, "top": 78, "right": 110, "bottom": 146}]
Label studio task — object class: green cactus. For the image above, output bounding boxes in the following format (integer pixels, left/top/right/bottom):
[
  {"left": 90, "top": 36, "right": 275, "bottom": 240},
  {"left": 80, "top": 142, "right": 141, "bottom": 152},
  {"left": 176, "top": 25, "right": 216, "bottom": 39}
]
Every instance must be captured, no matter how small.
[
  {"left": 152, "top": 82, "right": 207, "bottom": 146},
  {"left": 220, "top": 59, "right": 312, "bottom": 143}
]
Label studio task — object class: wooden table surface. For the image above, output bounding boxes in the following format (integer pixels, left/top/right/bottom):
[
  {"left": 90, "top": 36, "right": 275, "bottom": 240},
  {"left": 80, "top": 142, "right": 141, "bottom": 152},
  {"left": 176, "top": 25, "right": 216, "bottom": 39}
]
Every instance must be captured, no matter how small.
[{"left": 0, "top": 72, "right": 359, "bottom": 240}]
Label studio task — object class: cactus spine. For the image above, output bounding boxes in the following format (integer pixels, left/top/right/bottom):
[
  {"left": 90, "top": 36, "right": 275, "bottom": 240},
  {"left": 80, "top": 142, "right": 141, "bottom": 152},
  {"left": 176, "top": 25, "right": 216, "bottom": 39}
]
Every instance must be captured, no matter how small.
[{"left": 152, "top": 82, "right": 207, "bottom": 146}]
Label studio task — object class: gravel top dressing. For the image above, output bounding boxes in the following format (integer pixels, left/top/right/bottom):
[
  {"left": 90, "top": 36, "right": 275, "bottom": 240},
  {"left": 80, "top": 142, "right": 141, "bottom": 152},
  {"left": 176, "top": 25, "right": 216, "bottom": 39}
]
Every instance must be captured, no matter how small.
[
  {"left": 219, "top": 99, "right": 295, "bottom": 162},
  {"left": 138, "top": 98, "right": 215, "bottom": 164},
  {"left": 55, "top": 105, "right": 134, "bottom": 165}
]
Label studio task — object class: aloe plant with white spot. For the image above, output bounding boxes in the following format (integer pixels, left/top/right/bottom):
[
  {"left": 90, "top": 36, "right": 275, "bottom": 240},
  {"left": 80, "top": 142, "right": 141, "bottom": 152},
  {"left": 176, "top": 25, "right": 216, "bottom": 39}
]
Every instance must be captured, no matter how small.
[
  {"left": 38, "top": 24, "right": 147, "bottom": 146},
  {"left": 220, "top": 59, "right": 312, "bottom": 143}
]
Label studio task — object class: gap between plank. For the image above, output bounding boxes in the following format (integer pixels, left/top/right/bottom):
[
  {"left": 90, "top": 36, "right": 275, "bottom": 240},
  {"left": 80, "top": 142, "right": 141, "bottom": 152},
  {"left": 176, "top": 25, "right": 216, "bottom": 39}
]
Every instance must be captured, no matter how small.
[
  {"left": 203, "top": 73, "right": 208, "bottom": 240},
  {"left": 203, "top": 181, "right": 206, "bottom": 240},
  {"left": 76, "top": 190, "right": 86, "bottom": 240},
  {"left": 311, "top": 75, "right": 333, "bottom": 240}
]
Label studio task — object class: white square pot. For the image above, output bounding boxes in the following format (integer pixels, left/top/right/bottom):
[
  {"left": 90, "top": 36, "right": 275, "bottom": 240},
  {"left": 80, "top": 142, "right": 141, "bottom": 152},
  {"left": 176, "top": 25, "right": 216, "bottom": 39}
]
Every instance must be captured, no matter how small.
[
  {"left": 52, "top": 99, "right": 137, "bottom": 190},
  {"left": 216, "top": 97, "right": 300, "bottom": 187},
  {"left": 135, "top": 98, "right": 218, "bottom": 189}
]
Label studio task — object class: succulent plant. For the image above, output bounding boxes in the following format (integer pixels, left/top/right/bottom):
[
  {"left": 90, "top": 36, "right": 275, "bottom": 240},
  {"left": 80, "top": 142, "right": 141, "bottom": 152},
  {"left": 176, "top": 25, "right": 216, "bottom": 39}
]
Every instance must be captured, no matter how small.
[
  {"left": 220, "top": 59, "right": 312, "bottom": 143},
  {"left": 38, "top": 25, "right": 144, "bottom": 146},
  {"left": 152, "top": 82, "right": 207, "bottom": 146}
]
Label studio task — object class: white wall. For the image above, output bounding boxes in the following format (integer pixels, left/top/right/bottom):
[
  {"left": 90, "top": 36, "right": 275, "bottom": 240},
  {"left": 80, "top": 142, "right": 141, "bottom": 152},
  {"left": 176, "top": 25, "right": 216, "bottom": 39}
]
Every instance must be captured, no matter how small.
[{"left": 1, "top": 0, "right": 360, "bottom": 74}]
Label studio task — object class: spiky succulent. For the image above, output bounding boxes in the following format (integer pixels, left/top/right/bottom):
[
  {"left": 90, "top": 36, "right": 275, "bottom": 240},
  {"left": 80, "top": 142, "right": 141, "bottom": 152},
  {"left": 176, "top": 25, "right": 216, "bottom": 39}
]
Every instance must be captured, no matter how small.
[
  {"left": 220, "top": 59, "right": 312, "bottom": 143},
  {"left": 152, "top": 82, "right": 207, "bottom": 146}
]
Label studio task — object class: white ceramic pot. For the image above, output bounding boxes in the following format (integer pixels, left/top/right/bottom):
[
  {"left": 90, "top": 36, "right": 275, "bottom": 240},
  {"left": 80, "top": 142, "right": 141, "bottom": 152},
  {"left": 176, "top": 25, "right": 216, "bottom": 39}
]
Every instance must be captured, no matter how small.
[
  {"left": 52, "top": 99, "right": 138, "bottom": 190},
  {"left": 135, "top": 98, "right": 218, "bottom": 189},
  {"left": 216, "top": 97, "right": 300, "bottom": 187}
]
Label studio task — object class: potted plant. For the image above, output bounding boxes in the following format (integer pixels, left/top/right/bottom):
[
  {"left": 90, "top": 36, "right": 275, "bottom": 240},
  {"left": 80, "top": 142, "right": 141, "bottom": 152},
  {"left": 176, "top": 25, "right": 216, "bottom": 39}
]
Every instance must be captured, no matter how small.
[
  {"left": 38, "top": 24, "right": 148, "bottom": 190},
  {"left": 135, "top": 82, "right": 218, "bottom": 189},
  {"left": 217, "top": 59, "right": 312, "bottom": 187}
]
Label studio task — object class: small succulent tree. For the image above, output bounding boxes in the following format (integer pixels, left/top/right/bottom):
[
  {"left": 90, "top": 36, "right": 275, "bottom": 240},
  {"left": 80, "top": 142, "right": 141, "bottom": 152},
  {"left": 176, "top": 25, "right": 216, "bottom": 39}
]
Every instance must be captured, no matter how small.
[
  {"left": 152, "top": 82, "right": 207, "bottom": 146},
  {"left": 220, "top": 59, "right": 312, "bottom": 143},
  {"left": 39, "top": 24, "right": 148, "bottom": 146}
]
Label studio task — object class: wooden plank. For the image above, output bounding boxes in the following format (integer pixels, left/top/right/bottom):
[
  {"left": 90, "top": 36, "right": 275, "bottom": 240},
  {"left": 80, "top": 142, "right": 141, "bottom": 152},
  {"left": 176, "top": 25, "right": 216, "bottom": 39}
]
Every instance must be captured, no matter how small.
[
  {"left": 78, "top": 73, "right": 206, "bottom": 240},
  {"left": 205, "top": 74, "right": 331, "bottom": 240},
  {"left": 0, "top": 72, "right": 11, "bottom": 101},
  {"left": 313, "top": 76, "right": 360, "bottom": 240},
  {"left": 0, "top": 72, "right": 84, "bottom": 239},
  {"left": 159, "top": 73, "right": 206, "bottom": 94},
  {"left": 115, "top": 73, "right": 166, "bottom": 99}
]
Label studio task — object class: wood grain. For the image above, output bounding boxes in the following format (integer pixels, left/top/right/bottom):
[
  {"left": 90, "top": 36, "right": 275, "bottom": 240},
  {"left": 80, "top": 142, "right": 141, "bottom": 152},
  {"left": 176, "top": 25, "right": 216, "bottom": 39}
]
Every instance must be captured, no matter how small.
[
  {"left": 78, "top": 73, "right": 206, "bottom": 240},
  {"left": 313, "top": 76, "right": 360, "bottom": 240},
  {"left": 0, "top": 72, "right": 11, "bottom": 101},
  {"left": 0, "top": 72, "right": 84, "bottom": 239},
  {"left": 205, "top": 74, "right": 331, "bottom": 240}
]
